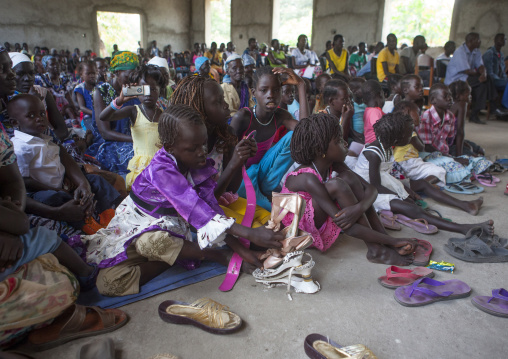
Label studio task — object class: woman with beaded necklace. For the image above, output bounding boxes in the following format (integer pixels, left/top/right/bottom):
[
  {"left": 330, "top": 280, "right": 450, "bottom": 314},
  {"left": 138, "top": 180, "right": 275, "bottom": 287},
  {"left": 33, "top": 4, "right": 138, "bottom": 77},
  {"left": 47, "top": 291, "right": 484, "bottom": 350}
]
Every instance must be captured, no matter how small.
[{"left": 230, "top": 66, "right": 309, "bottom": 210}]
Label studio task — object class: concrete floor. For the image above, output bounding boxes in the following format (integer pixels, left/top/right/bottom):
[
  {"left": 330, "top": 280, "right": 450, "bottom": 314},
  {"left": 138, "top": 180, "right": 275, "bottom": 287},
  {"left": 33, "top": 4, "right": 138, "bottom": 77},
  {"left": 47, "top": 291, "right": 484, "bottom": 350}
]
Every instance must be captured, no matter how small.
[{"left": 21, "top": 115, "right": 508, "bottom": 359}]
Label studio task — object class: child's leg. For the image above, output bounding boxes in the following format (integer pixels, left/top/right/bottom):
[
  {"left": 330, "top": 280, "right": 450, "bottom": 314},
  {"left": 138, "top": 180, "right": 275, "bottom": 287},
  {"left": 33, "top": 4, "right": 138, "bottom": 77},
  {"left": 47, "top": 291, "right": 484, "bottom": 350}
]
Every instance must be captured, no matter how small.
[
  {"left": 85, "top": 174, "right": 122, "bottom": 212},
  {"left": 410, "top": 179, "right": 483, "bottom": 215},
  {"left": 389, "top": 198, "right": 494, "bottom": 235},
  {"left": 52, "top": 241, "right": 94, "bottom": 277},
  {"left": 97, "top": 231, "right": 230, "bottom": 296},
  {"left": 311, "top": 177, "right": 415, "bottom": 265}
]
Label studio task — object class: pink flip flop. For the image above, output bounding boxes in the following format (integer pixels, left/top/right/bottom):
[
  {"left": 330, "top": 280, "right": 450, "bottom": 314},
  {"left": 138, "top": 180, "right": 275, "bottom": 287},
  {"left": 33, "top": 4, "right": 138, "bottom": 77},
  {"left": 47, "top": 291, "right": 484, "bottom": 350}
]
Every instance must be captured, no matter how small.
[
  {"left": 474, "top": 173, "right": 498, "bottom": 187},
  {"left": 395, "top": 214, "right": 438, "bottom": 234}
]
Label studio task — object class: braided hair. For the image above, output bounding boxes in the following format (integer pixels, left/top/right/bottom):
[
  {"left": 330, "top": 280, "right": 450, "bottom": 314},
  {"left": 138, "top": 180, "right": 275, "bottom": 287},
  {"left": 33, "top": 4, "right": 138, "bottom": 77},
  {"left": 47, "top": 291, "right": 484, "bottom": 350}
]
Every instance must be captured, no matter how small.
[
  {"left": 170, "top": 75, "right": 237, "bottom": 156},
  {"left": 252, "top": 66, "right": 281, "bottom": 88},
  {"left": 448, "top": 80, "right": 469, "bottom": 101},
  {"left": 158, "top": 104, "right": 205, "bottom": 149},
  {"left": 372, "top": 112, "right": 413, "bottom": 149},
  {"left": 290, "top": 113, "right": 343, "bottom": 165}
]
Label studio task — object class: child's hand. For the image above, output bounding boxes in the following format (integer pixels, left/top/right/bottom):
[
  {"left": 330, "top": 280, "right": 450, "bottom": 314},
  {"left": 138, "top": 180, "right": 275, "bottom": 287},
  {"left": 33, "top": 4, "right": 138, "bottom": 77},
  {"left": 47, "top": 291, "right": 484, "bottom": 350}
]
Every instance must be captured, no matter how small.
[
  {"left": 57, "top": 199, "right": 88, "bottom": 222},
  {"left": 231, "top": 138, "right": 257, "bottom": 167},
  {"left": 73, "top": 184, "right": 94, "bottom": 208},
  {"left": 272, "top": 67, "right": 303, "bottom": 86},
  {"left": 0, "top": 231, "right": 23, "bottom": 272},
  {"left": 342, "top": 101, "right": 355, "bottom": 119},
  {"left": 0, "top": 196, "right": 23, "bottom": 212},
  {"left": 117, "top": 83, "right": 139, "bottom": 106},
  {"left": 333, "top": 204, "right": 363, "bottom": 229},
  {"left": 250, "top": 226, "right": 283, "bottom": 249}
]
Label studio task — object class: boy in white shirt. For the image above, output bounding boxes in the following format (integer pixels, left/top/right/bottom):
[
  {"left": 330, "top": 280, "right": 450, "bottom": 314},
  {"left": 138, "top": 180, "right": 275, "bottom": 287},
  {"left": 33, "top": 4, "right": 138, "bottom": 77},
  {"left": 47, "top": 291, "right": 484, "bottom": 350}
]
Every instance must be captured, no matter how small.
[{"left": 8, "top": 94, "right": 121, "bottom": 234}]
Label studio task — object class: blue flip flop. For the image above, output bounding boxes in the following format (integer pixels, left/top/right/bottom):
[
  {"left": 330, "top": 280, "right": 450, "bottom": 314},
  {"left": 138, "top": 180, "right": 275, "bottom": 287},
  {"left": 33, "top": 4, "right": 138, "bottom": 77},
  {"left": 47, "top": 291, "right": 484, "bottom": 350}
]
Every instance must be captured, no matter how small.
[{"left": 444, "top": 182, "right": 484, "bottom": 195}]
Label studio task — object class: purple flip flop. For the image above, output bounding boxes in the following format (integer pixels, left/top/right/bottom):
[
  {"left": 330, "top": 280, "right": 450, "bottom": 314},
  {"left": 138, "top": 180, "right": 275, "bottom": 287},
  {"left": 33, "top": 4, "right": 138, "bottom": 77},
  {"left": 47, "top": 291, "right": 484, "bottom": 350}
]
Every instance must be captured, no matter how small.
[
  {"left": 394, "top": 277, "right": 471, "bottom": 307},
  {"left": 395, "top": 214, "right": 438, "bottom": 234},
  {"left": 472, "top": 288, "right": 508, "bottom": 318}
]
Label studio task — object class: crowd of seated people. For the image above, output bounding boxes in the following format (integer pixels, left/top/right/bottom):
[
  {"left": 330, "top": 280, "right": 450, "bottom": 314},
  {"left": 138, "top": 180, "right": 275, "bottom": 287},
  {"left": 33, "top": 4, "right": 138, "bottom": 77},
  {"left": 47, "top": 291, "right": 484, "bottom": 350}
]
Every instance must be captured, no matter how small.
[{"left": 1, "top": 30, "right": 508, "bottom": 354}]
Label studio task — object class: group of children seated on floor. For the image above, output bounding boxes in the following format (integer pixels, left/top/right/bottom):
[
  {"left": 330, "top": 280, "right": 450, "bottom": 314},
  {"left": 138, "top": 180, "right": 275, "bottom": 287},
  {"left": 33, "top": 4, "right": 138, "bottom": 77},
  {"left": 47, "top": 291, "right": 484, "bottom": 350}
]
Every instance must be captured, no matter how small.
[{"left": 0, "top": 35, "right": 502, "bottom": 349}]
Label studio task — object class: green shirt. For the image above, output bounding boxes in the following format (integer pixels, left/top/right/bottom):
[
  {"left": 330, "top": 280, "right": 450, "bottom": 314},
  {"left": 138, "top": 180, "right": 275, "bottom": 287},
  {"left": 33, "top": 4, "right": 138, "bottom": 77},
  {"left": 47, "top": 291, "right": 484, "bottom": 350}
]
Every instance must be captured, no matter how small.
[{"left": 349, "top": 52, "right": 367, "bottom": 71}]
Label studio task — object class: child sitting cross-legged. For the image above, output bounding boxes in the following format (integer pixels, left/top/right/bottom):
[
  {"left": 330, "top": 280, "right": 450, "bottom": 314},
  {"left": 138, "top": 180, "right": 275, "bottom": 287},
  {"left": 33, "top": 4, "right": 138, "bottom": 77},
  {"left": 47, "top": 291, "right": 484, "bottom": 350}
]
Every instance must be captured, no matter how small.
[
  {"left": 8, "top": 94, "right": 122, "bottom": 234},
  {"left": 392, "top": 101, "right": 484, "bottom": 215},
  {"left": 282, "top": 113, "right": 419, "bottom": 266},
  {"left": 418, "top": 83, "right": 492, "bottom": 185},
  {"left": 68, "top": 104, "right": 284, "bottom": 297},
  {"left": 354, "top": 112, "right": 494, "bottom": 236}
]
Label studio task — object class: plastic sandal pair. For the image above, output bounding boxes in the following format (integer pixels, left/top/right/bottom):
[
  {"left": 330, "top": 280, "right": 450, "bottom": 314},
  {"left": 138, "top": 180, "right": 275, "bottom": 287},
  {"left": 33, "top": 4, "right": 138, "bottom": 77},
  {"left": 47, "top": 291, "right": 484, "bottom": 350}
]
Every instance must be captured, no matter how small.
[
  {"left": 252, "top": 251, "right": 320, "bottom": 300},
  {"left": 378, "top": 265, "right": 434, "bottom": 289},
  {"left": 158, "top": 298, "right": 242, "bottom": 334},
  {"left": 444, "top": 227, "right": 508, "bottom": 263},
  {"left": 304, "top": 333, "right": 378, "bottom": 359}
]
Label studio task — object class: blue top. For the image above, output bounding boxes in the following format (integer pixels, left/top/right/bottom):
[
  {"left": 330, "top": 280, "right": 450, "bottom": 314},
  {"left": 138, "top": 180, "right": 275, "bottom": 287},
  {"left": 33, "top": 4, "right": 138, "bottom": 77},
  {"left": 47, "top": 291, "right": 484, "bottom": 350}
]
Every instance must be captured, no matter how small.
[
  {"left": 352, "top": 101, "right": 366, "bottom": 133},
  {"left": 445, "top": 43, "right": 484, "bottom": 85},
  {"left": 74, "top": 82, "right": 94, "bottom": 111},
  {"left": 357, "top": 60, "right": 372, "bottom": 77},
  {"left": 287, "top": 100, "right": 300, "bottom": 120},
  {"left": 483, "top": 46, "right": 507, "bottom": 81}
]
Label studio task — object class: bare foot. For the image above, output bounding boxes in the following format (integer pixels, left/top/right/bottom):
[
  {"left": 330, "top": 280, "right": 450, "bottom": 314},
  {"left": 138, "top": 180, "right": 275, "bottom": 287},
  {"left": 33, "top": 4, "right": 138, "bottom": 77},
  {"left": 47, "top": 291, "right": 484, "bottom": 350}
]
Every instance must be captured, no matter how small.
[
  {"left": 478, "top": 219, "right": 495, "bottom": 236},
  {"left": 464, "top": 219, "right": 495, "bottom": 237},
  {"left": 366, "top": 243, "right": 414, "bottom": 266},
  {"left": 466, "top": 197, "right": 483, "bottom": 216}
]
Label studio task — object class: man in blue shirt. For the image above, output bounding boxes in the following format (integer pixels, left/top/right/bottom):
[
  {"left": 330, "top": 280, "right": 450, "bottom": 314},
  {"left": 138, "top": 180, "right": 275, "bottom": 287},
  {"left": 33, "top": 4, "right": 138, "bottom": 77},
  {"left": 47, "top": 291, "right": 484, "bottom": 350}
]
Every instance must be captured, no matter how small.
[
  {"left": 445, "top": 32, "right": 500, "bottom": 124},
  {"left": 483, "top": 34, "right": 508, "bottom": 111}
]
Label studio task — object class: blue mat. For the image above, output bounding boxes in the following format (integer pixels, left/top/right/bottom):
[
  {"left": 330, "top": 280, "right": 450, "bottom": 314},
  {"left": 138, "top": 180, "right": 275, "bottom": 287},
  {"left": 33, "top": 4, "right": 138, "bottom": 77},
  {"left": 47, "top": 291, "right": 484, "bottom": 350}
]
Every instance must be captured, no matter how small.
[{"left": 77, "top": 261, "right": 227, "bottom": 309}]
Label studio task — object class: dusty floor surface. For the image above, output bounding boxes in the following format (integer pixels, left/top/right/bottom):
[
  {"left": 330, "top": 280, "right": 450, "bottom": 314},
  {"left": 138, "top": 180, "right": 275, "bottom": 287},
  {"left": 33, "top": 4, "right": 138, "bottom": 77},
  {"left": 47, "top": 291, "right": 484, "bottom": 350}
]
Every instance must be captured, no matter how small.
[{"left": 16, "top": 115, "right": 508, "bottom": 359}]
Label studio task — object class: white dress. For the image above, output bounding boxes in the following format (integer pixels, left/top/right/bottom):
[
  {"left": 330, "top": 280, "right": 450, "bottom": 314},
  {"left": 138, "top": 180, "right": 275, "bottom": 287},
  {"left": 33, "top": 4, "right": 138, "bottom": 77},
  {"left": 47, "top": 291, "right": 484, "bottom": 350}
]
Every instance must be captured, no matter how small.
[{"left": 353, "top": 145, "right": 409, "bottom": 212}]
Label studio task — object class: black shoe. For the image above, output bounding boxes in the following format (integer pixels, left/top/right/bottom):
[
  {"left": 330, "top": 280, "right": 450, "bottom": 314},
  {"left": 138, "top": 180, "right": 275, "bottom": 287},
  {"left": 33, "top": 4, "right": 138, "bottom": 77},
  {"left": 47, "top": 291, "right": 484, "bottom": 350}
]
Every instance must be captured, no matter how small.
[{"left": 469, "top": 116, "right": 487, "bottom": 125}]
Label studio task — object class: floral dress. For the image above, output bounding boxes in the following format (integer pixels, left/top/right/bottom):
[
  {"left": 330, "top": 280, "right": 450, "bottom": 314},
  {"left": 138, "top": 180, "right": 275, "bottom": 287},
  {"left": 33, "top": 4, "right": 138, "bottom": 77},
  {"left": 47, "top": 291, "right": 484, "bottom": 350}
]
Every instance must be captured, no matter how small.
[{"left": 85, "top": 82, "right": 137, "bottom": 175}]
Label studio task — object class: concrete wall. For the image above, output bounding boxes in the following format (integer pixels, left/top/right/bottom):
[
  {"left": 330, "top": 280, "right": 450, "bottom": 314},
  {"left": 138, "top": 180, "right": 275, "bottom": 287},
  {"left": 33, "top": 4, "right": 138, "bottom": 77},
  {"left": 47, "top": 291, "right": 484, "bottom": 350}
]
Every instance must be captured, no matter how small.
[
  {"left": 0, "top": 0, "right": 191, "bottom": 53},
  {"left": 1, "top": 0, "right": 507, "bottom": 55},
  {"left": 450, "top": 0, "right": 508, "bottom": 52},
  {"left": 311, "top": 0, "right": 385, "bottom": 55},
  {"left": 231, "top": 0, "right": 273, "bottom": 53}
]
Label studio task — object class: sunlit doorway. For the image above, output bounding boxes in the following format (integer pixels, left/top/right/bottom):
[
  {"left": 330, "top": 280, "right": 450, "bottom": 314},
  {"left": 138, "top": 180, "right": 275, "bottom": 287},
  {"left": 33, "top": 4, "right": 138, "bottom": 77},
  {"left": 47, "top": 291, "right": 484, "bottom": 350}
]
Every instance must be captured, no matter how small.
[{"left": 97, "top": 11, "right": 141, "bottom": 58}]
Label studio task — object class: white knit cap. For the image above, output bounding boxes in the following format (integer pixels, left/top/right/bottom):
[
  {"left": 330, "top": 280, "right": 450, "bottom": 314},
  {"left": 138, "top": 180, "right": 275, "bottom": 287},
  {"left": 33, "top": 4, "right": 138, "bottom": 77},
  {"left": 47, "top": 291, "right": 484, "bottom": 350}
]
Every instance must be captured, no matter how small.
[
  {"left": 147, "top": 56, "right": 169, "bottom": 71},
  {"left": 9, "top": 52, "right": 31, "bottom": 68}
]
